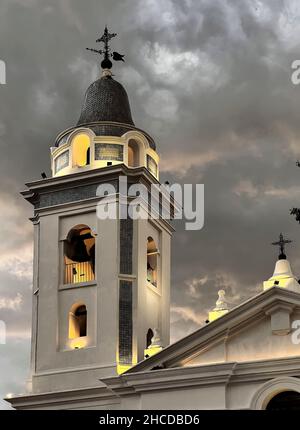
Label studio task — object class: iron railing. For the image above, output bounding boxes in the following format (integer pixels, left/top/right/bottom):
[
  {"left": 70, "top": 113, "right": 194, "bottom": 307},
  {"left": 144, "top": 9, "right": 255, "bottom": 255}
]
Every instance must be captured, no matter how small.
[{"left": 64, "top": 262, "right": 95, "bottom": 284}]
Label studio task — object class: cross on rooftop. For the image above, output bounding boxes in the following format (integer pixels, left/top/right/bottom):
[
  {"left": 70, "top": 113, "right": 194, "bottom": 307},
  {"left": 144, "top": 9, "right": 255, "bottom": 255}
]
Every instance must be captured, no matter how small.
[
  {"left": 86, "top": 26, "right": 125, "bottom": 70},
  {"left": 272, "top": 233, "right": 292, "bottom": 260}
]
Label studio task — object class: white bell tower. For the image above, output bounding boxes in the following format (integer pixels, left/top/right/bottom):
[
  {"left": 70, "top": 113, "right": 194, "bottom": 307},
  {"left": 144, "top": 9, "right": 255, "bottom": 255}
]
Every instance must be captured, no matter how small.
[
  {"left": 19, "top": 29, "right": 174, "bottom": 395},
  {"left": 263, "top": 233, "right": 300, "bottom": 293}
]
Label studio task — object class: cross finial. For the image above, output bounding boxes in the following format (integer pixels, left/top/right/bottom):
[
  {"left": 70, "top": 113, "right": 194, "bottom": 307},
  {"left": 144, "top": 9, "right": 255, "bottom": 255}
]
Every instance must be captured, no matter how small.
[
  {"left": 86, "top": 26, "right": 125, "bottom": 72},
  {"left": 272, "top": 233, "right": 292, "bottom": 260}
]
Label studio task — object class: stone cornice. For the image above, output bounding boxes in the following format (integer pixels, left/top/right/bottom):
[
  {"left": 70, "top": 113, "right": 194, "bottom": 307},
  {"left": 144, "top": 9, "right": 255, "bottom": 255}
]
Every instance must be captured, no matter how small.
[
  {"left": 54, "top": 121, "right": 157, "bottom": 151},
  {"left": 127, "top": 287, "right": 300, "bottom": 373},
  {"left": 7, "top": 355, "right": 300, "bottom": 409},
  {"left": 6, "top": 386, "right": 117, "bottom": 410},
  {"left": 101, "top": 356, "right": 300, "bottom": 395},
  {"left": 22, "top": 164, "right": 159, "bottom": 197},
  {"left": 103, "top": 362, "right": 236, "bottom": 395},
  {"left": 21, "top": 164, "right": 175, "bottom": 232}
]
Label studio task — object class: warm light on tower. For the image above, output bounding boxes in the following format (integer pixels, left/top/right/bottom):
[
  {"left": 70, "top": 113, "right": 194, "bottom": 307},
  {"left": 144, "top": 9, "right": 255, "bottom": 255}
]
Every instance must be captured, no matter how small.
[{"left": 72, "top": 133, "right": 90, "bottom": 167}]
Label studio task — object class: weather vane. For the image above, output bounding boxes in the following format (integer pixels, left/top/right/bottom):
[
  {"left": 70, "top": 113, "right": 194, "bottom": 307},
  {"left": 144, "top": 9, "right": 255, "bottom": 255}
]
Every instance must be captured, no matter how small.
[
  {"left": 86, "top": 26, "right": 125, "bottom": 71},
  {"left": 272, "top": 233, "right": 292, "bottom": 260}
]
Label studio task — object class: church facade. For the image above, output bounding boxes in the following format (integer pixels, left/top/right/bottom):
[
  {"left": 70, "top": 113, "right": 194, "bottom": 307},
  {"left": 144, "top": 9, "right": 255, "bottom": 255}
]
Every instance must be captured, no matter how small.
[{"left": 6, "top": 30, "right": 300, "bottom": 410}]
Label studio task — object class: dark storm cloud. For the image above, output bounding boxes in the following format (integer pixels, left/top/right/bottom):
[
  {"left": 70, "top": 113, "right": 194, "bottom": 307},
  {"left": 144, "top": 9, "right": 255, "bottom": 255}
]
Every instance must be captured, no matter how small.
[{"left": 1, "top": 0, "right": 300, "bottom": 406}]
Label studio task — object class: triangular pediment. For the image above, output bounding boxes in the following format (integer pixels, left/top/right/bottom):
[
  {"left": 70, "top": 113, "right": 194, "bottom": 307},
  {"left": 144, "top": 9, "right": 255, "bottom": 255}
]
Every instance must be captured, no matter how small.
[{"left": 127, "top": 287, "right": 300, "bottom": 373}]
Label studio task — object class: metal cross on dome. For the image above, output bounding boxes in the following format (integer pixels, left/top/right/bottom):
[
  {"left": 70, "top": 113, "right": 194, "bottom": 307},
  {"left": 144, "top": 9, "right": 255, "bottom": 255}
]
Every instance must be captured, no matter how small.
[
  {"left": 86, "top": 26, "right": 125, "bottom": 70},
  {"left": 272, "top": 233, "right": 292, "bottom": 260}
]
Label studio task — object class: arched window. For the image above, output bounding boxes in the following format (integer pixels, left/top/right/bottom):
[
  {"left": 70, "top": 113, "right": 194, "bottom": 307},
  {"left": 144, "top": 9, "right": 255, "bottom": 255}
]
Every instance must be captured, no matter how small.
[
  {"left": 69, "top": 304, "right": 87, "bottom": 339},
  {"left": 72, "top": 133, "right": 91, "bottom": 167},
  {"left": 86, "top": 147, "right": 90, "bottom": 165},
  {"left": 146, "top": 328, "right": 154, "bottom": 348},
  {"left": 266, "top": 391, "right": 300, "bottom": 410},
  {"left": 128, "top": 139, "right": 140, "bottom": 167},
  {"left": 64, "top": 225, "right": 95, "bottom": 284},
  {"left": 147, "top": 237, "right": 158, "bottom": 287}
]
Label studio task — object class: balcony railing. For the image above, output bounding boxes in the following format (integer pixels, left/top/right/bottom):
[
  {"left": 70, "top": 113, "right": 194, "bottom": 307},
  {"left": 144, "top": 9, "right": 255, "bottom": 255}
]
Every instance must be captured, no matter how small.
[{"left": 64, "top": 261, "right": 95, "bottom": 284}]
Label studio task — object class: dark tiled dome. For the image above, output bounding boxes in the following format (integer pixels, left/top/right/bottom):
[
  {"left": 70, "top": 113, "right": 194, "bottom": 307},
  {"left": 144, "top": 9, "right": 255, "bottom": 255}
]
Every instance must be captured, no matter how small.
[
  {"left": 77, "top": 75, "right": 134, "bottom": 126},
  {"left": 55, "top": 73, "right": 157, "bottom": 150}
]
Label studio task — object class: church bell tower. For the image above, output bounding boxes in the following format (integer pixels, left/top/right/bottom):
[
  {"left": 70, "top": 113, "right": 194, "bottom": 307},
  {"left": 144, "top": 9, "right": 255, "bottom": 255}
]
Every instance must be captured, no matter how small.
[{"left": 21, "top": 28, "right": 173, "bottom": 394}]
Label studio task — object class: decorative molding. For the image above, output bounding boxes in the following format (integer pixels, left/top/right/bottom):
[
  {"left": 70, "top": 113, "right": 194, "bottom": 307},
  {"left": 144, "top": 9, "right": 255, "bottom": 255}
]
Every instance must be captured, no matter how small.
[
  {"left": 126, "top": 287, "right": 300, "bottom": 373},
  {"left": 54, "top": 122, "right": 156, "bottom": 151},
  {"left": 250, "top": 376, "right": 300, "bottom": 409},
  {"left": 7, "top": 356, "right": 300, "bottom": 410},
  {"left": 120, "top": 218, "right": 133, "bottom": 275},
  {"left": 103, "top": 356, "right": 300, "bottom": 396},
  {"left": 58, "top": 281, "right": 97, "bottom": 292},
  {"left": 6, "top": 386, "right": 118, "bottom": 410},
  {"left": 119, "top": 280, "right": 133, "bottom": 365}
]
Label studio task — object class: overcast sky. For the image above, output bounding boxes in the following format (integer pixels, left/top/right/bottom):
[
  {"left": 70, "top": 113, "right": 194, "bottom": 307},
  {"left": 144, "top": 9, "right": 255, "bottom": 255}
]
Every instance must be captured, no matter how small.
[{"left": 1, "top": 0, "right": 300, "bottom": 409}]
